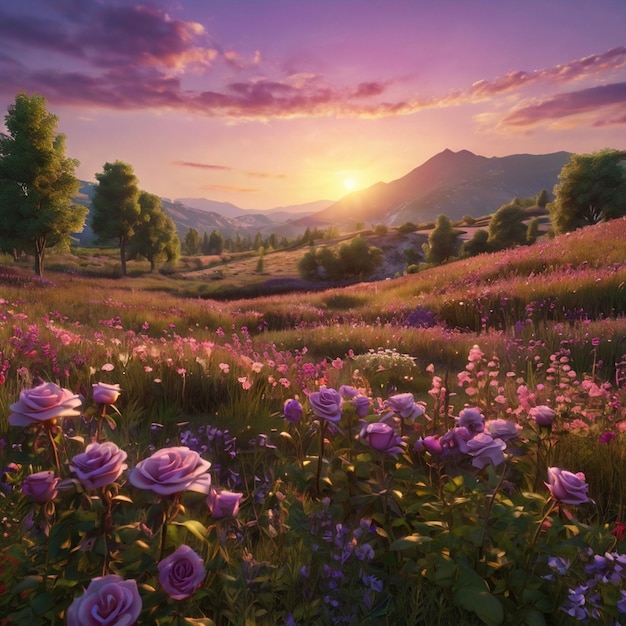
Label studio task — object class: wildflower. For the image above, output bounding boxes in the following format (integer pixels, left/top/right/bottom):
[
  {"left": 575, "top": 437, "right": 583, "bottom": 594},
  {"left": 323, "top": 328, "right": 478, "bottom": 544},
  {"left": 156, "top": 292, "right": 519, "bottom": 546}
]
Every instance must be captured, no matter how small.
[
  {"left": 530, "top": 405, "right": 555, "bottom": 427},
  {"left": 546, "top": 467, "right": 589, "bottom": 506},
  {"left": 283, "top": 399, "right": 303, "bottom": 424},
  {"left": 600, "top": 431, "right": 616, "bottom": 444}
]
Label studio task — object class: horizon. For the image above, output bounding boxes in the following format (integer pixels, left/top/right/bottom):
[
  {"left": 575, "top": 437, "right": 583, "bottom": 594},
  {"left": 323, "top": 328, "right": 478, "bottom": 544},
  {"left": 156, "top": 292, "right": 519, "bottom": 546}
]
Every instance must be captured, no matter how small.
[{"left": 1, "top": 1, "right": 625, "bottom": 210}]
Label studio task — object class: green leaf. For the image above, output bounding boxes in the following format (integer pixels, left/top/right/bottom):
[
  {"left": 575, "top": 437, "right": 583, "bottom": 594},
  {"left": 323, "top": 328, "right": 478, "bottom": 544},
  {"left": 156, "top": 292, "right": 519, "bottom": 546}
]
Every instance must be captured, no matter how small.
[
  {"left": 172, "top": 519, "right": 208, "bottom": 542},
  {"left": 453, "top": 588, "right": 504, "bottom": 626},
  {"left": 390, "top": 534, "right": 433, "bottom": 550},
  {"left": 184, "top": 619, "right": 216, "bottom": 626}
]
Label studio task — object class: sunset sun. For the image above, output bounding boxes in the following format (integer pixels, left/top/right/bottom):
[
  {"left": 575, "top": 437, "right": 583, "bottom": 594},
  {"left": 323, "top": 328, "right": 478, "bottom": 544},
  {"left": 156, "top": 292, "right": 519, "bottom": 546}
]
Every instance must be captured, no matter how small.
[{"left": 343, "top": 177, "right": 357, "bottom": 191}]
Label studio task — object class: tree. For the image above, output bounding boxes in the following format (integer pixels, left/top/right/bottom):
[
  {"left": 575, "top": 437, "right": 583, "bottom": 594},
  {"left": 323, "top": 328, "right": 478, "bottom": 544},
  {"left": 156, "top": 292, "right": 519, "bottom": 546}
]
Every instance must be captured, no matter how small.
[
  {"left": 460, "top": 229, "right": 491, "bottom": 257},
  {"left": 526, "top": 218, "right": 540, "bottom": 245},
  {"left": 550, "top": 148, "right": 626, "bottom": 234},
  {"left": 201, "top": 232, "right": 210, "bottom": 255},
  {"left": 423, "top": 214, "right": 458, "bottom": 264},
  {"left": 207, "top": 230, "right": 225, "bottom": 255},
  {"left": 536, "top": 189, "right": 550, "bottom": 209},
  {"left": 91, "top": 161, "right": 141, "bottom": 276},
  {"left": 183, "top": 228, "right": 201, "bottom": 255},
  {"left": 0, "top": 92, "right": 86, "bottom": 276},
  {"left": 487, "top": 202, "right": 528, "bottom": 250},
  {"left": 128, "top": 191, "right": 179, "bottom": 271}
]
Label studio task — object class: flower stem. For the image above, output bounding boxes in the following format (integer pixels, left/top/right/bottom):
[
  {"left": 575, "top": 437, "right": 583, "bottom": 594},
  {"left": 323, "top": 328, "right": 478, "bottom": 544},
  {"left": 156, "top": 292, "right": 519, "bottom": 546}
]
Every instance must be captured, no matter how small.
[
  {"left": 46, "top": 424, "right": 62, "bottom": 477},
  {"left": 316, "top": 420, "right": 326, "bottom": 495}
]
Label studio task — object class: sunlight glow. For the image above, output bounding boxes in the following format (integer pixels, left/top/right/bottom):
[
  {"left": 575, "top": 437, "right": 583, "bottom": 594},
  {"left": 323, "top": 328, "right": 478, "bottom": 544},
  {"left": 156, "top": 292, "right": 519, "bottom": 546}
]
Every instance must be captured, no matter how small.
[{"left": 343, "top": 177, "right": 357, "bottom": 191}]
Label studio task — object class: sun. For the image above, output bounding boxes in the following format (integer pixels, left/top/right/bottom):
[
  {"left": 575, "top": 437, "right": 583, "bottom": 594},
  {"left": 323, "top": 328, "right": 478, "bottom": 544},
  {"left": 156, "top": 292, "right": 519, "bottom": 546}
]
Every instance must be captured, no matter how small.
[{"left": 343, "top": 177, "right": 357, "bottom": 191}]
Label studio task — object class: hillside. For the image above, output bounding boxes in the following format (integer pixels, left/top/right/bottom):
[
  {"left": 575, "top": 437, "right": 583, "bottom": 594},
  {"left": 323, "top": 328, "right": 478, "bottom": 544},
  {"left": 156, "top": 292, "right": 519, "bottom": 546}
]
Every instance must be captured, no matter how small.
[{"left": 288, "top": 149, "right": 570, "bottom": 232}]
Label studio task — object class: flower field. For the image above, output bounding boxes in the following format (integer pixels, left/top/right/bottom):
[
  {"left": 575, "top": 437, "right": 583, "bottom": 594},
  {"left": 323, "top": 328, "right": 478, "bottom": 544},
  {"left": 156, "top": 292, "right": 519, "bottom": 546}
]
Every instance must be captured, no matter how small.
[{"left": 0, "top": 220, "right": 625, "bottom": 625}]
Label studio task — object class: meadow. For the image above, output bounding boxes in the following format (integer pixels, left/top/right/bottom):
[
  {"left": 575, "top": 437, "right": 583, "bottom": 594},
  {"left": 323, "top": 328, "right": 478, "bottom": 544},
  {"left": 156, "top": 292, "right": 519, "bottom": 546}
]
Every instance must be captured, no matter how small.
[{"left": 0, "top": 218, "right": 625, "bottom": 625}]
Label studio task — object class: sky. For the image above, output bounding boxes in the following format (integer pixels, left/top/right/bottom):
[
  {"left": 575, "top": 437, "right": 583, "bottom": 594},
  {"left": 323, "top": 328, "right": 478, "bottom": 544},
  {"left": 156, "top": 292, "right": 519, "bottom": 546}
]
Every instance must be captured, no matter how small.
[{"left": 1, "top": 0, "right": 625, "bottom": 210}]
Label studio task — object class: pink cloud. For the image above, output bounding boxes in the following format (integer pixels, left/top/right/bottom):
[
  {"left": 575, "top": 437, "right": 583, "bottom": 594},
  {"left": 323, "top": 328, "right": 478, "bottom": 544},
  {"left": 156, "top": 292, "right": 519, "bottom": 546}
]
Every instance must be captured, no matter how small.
[{"left": 501, "top": 82, "right": 626, "bottom": 127}]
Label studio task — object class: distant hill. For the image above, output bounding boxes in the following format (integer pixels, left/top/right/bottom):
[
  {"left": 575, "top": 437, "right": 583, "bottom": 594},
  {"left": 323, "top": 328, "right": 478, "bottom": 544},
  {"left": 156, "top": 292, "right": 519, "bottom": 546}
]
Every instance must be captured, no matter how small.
[
  {"left": 72, "top": 149, "right": 571, "bottom": 245},
  {"left": 286, "top": 149, "right": 571, "bottom": 232}
]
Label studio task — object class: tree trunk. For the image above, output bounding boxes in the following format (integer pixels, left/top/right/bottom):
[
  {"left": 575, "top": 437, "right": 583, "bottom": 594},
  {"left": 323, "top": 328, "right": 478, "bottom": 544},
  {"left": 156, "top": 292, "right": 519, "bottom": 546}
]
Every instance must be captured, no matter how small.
[
  {"left": 120, "top": 236, "right": 127, "bottom": 277},
  {"left": 34, "top": 237, "right": 45, "bottom": 277}
]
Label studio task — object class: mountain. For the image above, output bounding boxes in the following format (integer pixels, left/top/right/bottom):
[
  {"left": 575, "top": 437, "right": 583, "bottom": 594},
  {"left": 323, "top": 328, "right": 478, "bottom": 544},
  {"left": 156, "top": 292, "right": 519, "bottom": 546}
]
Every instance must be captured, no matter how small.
[{"left": 287, "top": 149, "right": 572, "bottom": 232}]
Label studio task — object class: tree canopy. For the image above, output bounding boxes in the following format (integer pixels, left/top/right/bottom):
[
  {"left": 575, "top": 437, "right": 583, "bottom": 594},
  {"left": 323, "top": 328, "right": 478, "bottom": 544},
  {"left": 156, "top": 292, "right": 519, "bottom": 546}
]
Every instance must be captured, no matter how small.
[
  {"left": 128, "top": 191, "right": 179, "bottom": 271},
  {"left": 550, "top": 148, "right": 626, "bottom": 234},
  {"left": 91, "top": 161, "right": 141, "bottom": 276},
  {"left": 488, "top": 201, "right": 528, "bottom": 250},
  {"left": 0, "top": 92, "right": 86, "bottom": 276},
  {"left": 423, "top": 214, "right": 458, "bottom": 264}
]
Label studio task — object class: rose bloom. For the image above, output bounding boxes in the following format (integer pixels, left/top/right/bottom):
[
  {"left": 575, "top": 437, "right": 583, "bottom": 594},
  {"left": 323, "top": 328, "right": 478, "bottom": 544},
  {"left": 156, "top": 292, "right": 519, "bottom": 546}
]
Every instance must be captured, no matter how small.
[
  {"left": 385, "top": 393, "right": 424, "bottom": 421},
  {"left": 67, "top": 575, "right": 141, "bottom": 626},
  {"left": 546, "top": 467, "right": 589, "bottom": 505},
  {"left": 458, "top": 407, "right": 485, "bottom": 435},
  {"left": 9, "top": 381, "right": 82, "bottom": 427},
  {"left": 128, "top": 446, "right": 212, "bottom": 496},
  {"left": 308, "top": 387, "right": 343, "bottom": 423},
  {"left": 361, "top": 422, "right": 405, "bottom": 456},
  {"left": 21, "top": 470, "right": 59, "bottom": 503},
  {"left": 283, "top": 399, "right": 303, "bottom": 424},
  {"left": 206, "top": 487, "right": 243, "bottom": 519},
  {"left": 353, "top": 395, "right": 371, "bottom": 418},
  {"left": 92, "top": 382, "right": 122, "bottom": 405},
  {"left": 466, "top": 433, "right": 507, "bottom": 469},
  {"left": 70, "top": 441, "right": 128, "bottom": 490},
  {"left": 158, "top": 544, "right": 205, "bottom": 601},
  {"left": 415, "top": 435, "right": 443, "bottom": 455},
  {"left": 530, "top": 405, "right": 555, "bottom": 427},
  {"left": 486, "top": 419, "right": 519, "bottom": 441}
]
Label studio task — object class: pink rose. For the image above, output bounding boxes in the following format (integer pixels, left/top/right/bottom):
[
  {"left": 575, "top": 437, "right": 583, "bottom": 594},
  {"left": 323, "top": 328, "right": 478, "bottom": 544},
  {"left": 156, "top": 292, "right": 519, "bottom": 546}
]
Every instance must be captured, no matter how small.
[
  {"left": 466, "top": 433, "right": 506, "bottom": 469},
  {"left": 92, "top": 382, "right": 122, "bottom": 405},
  {"left": 308, "top": 387, "right": 343, "bottom": 423},
  {"left": 206, "top": 487, "right": 243, "bottom": 519},
  {"left": 361, "top": 422, "right": 405, "bottom": 456},
  {"left": 21, "top": 470, "right": 59, "bottom": 503},
  {"left": 67, "top": 575, "right": 141, "bottom": 626},
  {"left": 283, "top": 399, "right": 303, "bottom": 424},
  {"left": 385, "top": 393, "right": 424, "bottom": 421},
  {"left": 128, "top": 446, "right": 212, "bottom": 496},
  {"left": 530, "top": 405, "right": 555, "bottom": 427},
  {"left": 158, "top": 544, "right": 205, "bottom": 600},
  {"left": 546, "top": 467, "right": 589, "bottom": 505},
  {"left": 9, "top": 381, "right": 81, "bottom": 427},
  {"left": 70, "top": 441, "right": 128, "bottom": 490}
]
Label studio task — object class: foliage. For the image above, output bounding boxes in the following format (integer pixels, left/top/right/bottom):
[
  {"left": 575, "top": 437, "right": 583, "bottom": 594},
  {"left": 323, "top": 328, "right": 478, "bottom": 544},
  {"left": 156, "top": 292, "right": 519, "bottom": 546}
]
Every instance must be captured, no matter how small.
[
  {"left": 184, "top": 228, "right": 202, "bottom": 256},
  {"left": 0, "top": 92, "right": 86, "bottom": 276},
  {"left": 91, "top": 161, "right": 141, "bottom": 277},
  {"left": 550, "top": 148, "right": 626, "bottom": 234},
  {"left": 487, "top": 201, "right": 528, "bottom": 250},
  {"left": 422, "top": 214, "right": 458, "bottom": 264},
  {"left": 460, "top": 228, "right": 490, "bottom": 258},
  {"left": 128, "top": 192, "right": 180, "bottom": 271}
]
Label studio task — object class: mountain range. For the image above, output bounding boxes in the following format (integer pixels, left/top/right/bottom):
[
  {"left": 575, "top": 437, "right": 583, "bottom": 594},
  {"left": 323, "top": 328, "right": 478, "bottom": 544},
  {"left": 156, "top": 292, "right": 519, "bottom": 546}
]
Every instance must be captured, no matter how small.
[{"left": 73, "top": 149, "right": 571, "bottom": 245}]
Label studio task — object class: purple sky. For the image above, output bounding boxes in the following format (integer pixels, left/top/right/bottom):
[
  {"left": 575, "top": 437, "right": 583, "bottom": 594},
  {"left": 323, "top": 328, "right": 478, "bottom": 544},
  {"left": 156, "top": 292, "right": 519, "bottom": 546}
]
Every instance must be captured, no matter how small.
[{"left": 1, "top": 0, "right": 625, "bottom": 209}]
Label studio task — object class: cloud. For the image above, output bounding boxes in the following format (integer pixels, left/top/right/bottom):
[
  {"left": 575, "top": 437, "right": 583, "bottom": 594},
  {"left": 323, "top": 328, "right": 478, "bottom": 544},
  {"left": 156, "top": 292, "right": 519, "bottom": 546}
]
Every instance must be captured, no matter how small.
[
  {"left": 202, "top": 184, "right": 258, "bottom": 194},
  {"left": 174, "top": 161, "right": 231, "bottom": 171},
  {"left": 501, "top": 82, "right": 626, "bottom": 128}
]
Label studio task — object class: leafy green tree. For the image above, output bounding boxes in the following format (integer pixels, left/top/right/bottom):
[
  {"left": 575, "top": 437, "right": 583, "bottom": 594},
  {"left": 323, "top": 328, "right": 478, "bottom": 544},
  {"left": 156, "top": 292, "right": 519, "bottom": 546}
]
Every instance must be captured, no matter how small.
[
  {"left": 0, "top": 92, "right": 86, "bottom": 276},
  {"left": 423, "top": 214, "right": 458, "bottom": 264},
  {"left": 374, "top": 224, "right": 388, "bottom": 236},
  {"left": 128, "top": 191, "right": 179, "bottom": 271},
  {"left": 536, "top": 189, "right": 550, "bottom": 209},
  {"left": 297, "top": 247, "right": 319, "bottom": 280},
  {"left": 91, "top": 161, "right": 141, "bottom": 276},
  {"left": 460, "top": 229, "right": 491, "bottom": 257},
  {"left": 526, "top": 218, "right": 540, "bottom": 245},
  {"left": 207, "top": 230, "right": 225, "bottom": 255},
  {"left": 183, "top": 228, "right": 201, "bottom": 255},
  {"left": 201, "top": 232, "right": 210, "bottom": 255},
  {"left": 398, "top": 221, "right": 418, "bottom": 234},
  {"left": 550, "top": 148, "right": 626, "bottom": 234},
  {"left": 487, "top": 202, "right": 528, "bottom": 250},
  {"left": 338, "top": 236, "right": 382, "bottom": 277}
]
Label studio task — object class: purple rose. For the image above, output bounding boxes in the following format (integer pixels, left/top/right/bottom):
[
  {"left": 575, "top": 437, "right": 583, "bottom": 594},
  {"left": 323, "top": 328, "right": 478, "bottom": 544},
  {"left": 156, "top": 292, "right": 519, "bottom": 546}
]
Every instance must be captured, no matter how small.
[
  {"left": 486, "top": 419, "right": 519, "bottom": 441},
  {"left": 128, "top": 446, "right": 212, "bottom": 496},
  {"left": 338, "top": 385, "right": 359, "bottom": 398},
  {"left": 458, "top": 407, "right": 485, "bottom": 435},
  {"left": 21, "top": 470, "right": 59, "bottom": 503},
  {"left": 440, "top": 426, "right": 472, "bottom": 455},
  {"left": 530, "top": 405, "right": 555, "bottom": 427},
  {"left": 466, "top": 433, "right": 506, "bottom": 469},
  {"left": 206, "top": 487, "right": 243, "bottom": 519},
  {"left": 9, "top": 382, "right": 81, "bottom": 427},
  {"left": 415, "top": 435, "right": 443, "bottom": 455},
  {"left": 353, "top": 395, "right": 371, "bottom": 418},
  {"left": 70, "top": 441, "right": 128, "bottom": 490},
  {"left": 385, "top": 393, "right": 424, "bottom": 421},
  {"left": 308, "top": 387, "right": 343, "bottom": 423},
  {"left": 158, "top": 544, "right": 205, "bottom": 600},
  {"left": 546, "top": 467, "right": 589, "bottom": 505},
  {"left": 93, "top": 382, "right": 122, "bottom": 405},
  {"left": 283, "top": 399, "right": 303, "bottom": 424},
  {"left": 361, "top": 422, "right": 405, "bottom": 456},
  {"left": 67, "top": 575, "right": 141, "bottom": 626}
]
